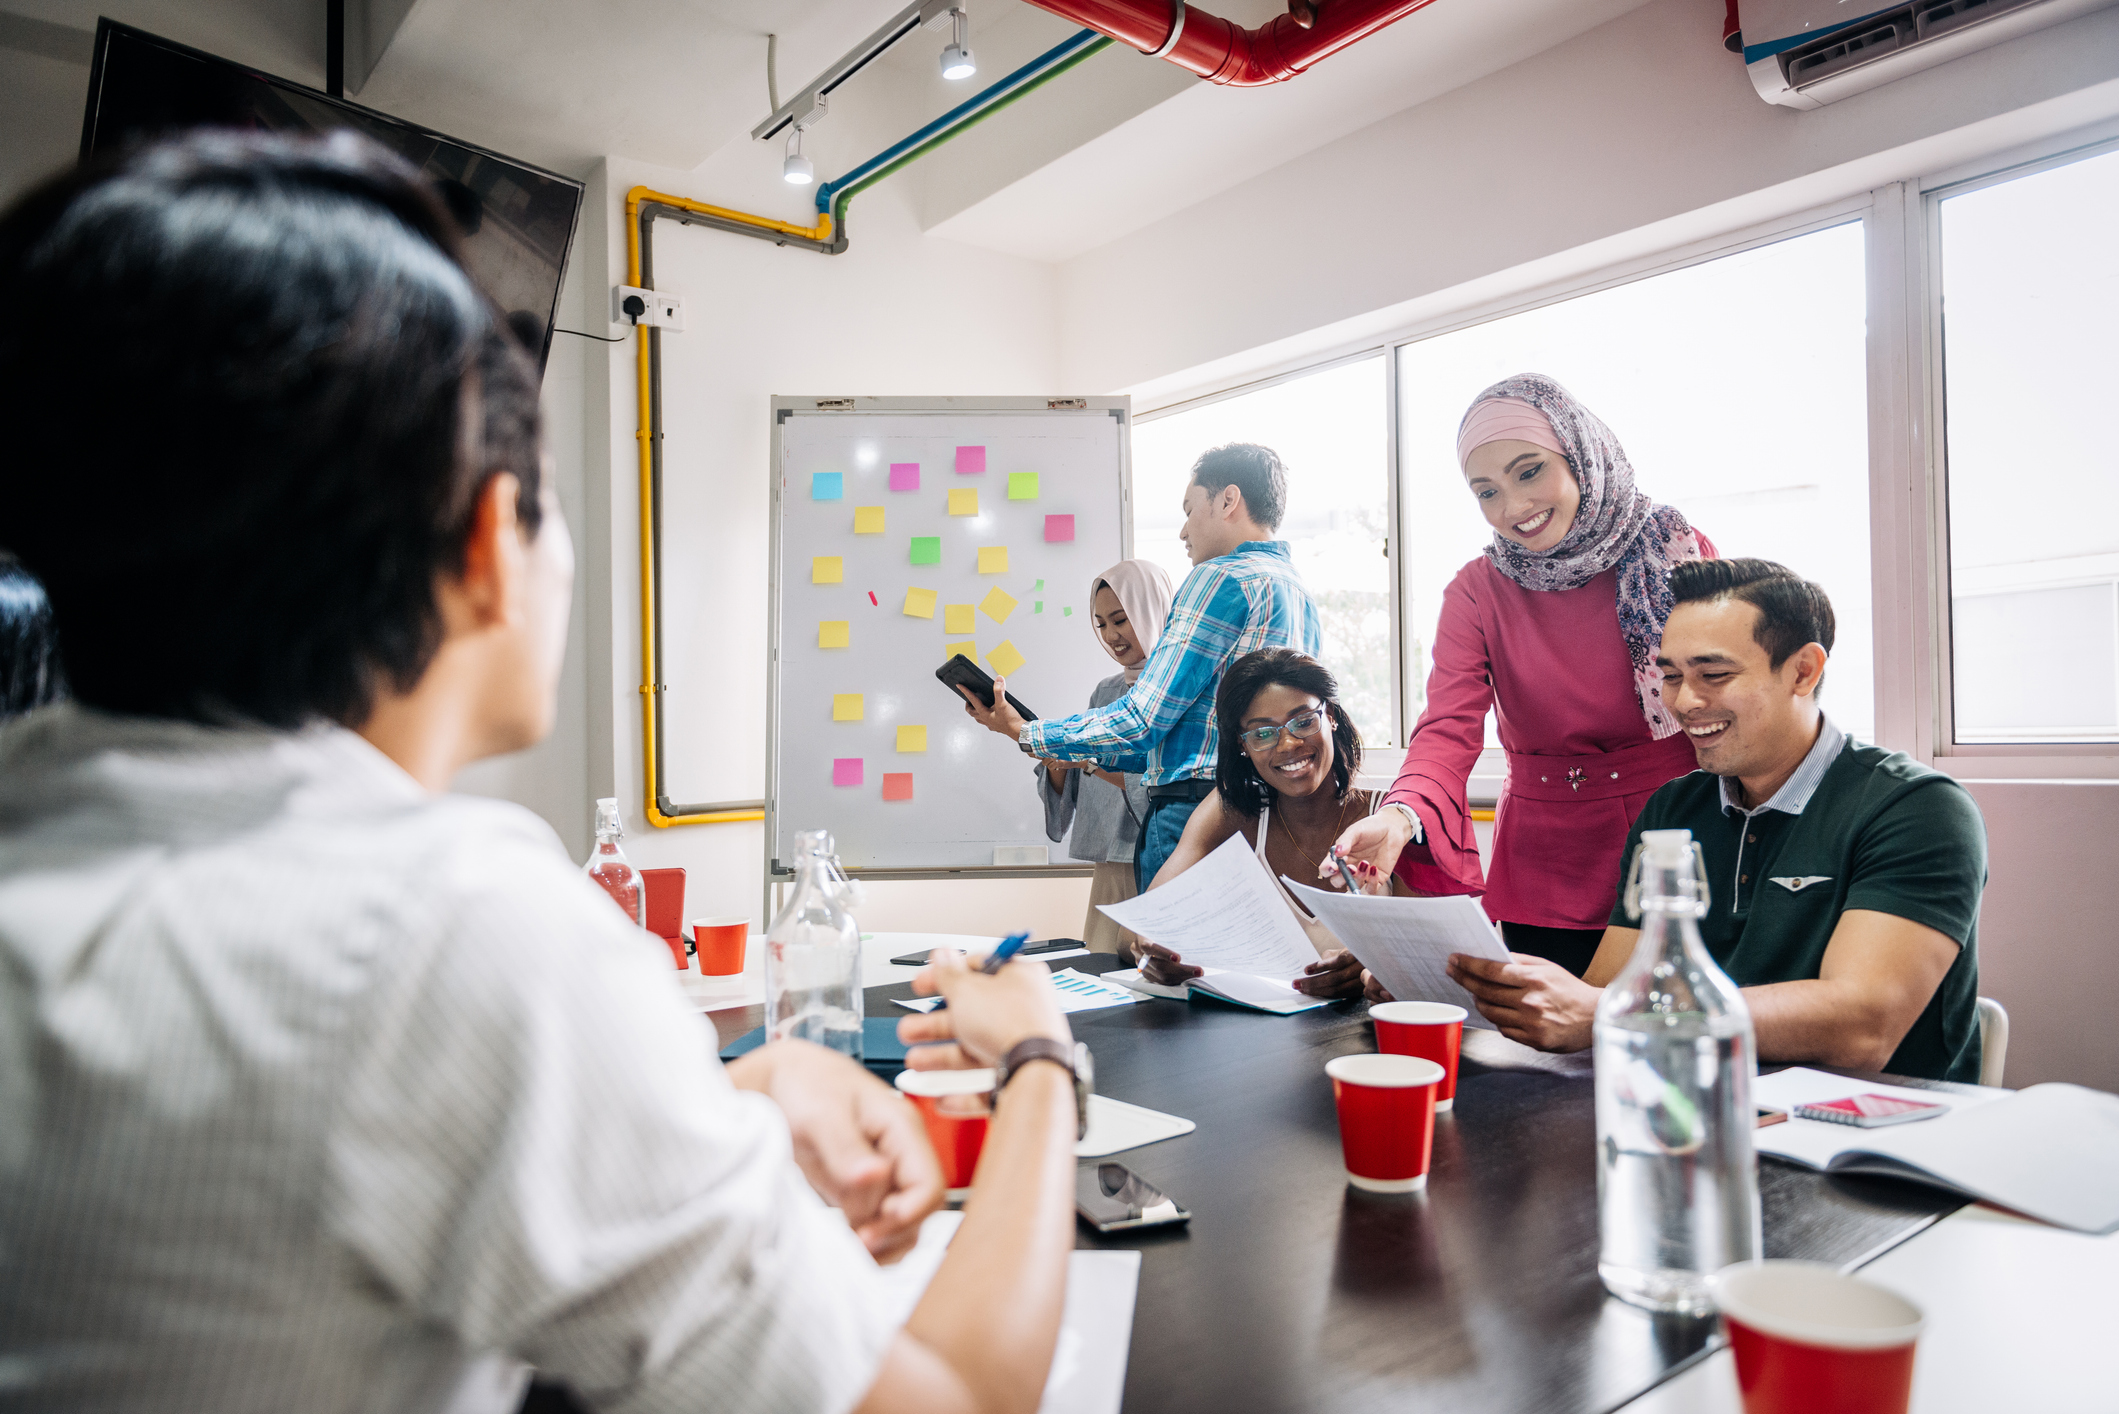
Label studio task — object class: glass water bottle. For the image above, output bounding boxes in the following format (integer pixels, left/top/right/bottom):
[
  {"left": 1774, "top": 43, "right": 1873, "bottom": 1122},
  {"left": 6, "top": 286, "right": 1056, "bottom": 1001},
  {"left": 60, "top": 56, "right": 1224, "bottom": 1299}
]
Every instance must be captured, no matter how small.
[
  {"left": 583, "top": 797, "right": 644, "bottom": 928},
  {"left": 1594, "top": 827, "right": 1761, "bottom": 1315},
  {"left": 765, "top": 829, "right": 863, "bottom": 1060}
]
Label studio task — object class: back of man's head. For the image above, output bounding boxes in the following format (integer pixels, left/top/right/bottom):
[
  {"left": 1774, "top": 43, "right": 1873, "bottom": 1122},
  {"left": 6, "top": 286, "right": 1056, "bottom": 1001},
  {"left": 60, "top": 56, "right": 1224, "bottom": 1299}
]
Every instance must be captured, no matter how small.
[
  {"left": 1189, "top": 443, "right": 1287, "bottom": 533},
  {"left": 0, "top": 130, "right": 542, "bottom": 730},
  {"left": 1668, "top": 558, "right": 1835, "bottom": 672}
]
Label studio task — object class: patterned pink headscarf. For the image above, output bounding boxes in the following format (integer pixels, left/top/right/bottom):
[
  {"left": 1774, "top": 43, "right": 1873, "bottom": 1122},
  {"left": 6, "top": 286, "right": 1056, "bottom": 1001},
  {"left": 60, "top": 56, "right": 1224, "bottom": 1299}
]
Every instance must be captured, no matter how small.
[{"left": 1459, "top": 373, "right": 1703, "bottom": 740}]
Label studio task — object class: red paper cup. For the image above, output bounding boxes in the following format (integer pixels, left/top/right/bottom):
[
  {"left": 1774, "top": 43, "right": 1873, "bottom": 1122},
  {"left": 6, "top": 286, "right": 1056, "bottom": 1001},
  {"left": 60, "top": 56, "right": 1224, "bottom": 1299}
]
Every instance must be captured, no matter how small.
[
  {"left": 1370, "top": 1001, "right": 1466, "bottom": 1111},
  {"left": 1327, "top": 1053, "right": 1445, "bottom": 1193},
  {"left": 895, "top": 1067, "right": 995, "bottom": 1200},
  {"left": 690, "top": 916, "right": 749, "bottom": 976},
  {"left": 1709, "top": 1261, "right": 1923, "bottom": 1414}
]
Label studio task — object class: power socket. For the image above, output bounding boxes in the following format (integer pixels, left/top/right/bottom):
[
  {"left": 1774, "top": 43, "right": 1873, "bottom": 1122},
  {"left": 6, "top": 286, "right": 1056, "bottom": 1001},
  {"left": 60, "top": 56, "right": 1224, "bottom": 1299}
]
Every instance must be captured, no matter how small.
[{"left": 611, "top": 285, "right": 684, "bottom": 331}]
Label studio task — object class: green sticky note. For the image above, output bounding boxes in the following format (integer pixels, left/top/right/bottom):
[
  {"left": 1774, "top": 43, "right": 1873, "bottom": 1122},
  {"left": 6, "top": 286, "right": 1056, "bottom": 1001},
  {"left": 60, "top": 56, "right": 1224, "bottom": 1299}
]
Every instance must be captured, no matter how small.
[
  {"left": 1034, "top": 601, "right": 1043, "bottom": 613},
  {"left": 1062, "top": 606, "right": 1072, "bottom": 616},
  {"left": 1007, "top": 472, "right": 1039, "bottom": 501},
  {"left": 909, "top": 536, "right": 941, "bottom": 565},
  {"left": 1035, "top": 579, "right": 1044, "bottom": 590}
]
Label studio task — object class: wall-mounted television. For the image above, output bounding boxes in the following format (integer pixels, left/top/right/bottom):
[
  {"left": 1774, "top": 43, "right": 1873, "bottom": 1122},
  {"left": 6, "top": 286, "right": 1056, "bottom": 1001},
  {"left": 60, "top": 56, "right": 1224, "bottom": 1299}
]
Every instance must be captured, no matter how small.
[{"left": 80, "top": 19, "right": 583, "bottom": 374}]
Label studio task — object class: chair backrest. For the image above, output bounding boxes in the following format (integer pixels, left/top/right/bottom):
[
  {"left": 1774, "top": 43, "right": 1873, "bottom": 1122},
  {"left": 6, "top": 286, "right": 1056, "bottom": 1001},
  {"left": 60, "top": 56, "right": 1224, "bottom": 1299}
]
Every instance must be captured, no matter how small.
[{"left": 1976, "top": 996, "right": 2010, "bottom": 1088}]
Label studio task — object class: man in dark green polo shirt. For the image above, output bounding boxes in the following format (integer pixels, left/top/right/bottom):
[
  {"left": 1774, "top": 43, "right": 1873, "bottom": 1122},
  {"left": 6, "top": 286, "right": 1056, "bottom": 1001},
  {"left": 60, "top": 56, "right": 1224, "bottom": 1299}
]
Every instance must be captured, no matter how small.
[{"left": 1430, "top": 558, "right": 1987, "bottom": 1082}]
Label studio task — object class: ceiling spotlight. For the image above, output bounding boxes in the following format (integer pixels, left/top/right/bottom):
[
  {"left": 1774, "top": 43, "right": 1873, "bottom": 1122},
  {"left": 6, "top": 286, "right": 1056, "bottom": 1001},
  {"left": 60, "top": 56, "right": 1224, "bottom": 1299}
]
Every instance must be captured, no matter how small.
[
  {"left": 940, "top": 7, "right": 975, "bottom": 80},
  {"left": 782, "top": 128, "right": 814, "bottom": 185}
]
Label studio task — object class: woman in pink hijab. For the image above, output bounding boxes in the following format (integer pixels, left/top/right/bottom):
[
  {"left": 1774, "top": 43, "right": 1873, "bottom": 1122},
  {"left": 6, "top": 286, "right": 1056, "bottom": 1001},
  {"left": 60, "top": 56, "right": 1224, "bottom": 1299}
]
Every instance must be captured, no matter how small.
[{"left": 1332, "top": 374, "right": 1715, "bottom": 976}]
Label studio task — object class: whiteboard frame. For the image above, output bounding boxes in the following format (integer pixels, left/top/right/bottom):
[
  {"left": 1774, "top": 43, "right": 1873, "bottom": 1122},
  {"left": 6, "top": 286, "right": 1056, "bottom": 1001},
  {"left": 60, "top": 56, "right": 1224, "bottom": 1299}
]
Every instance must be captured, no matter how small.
[{"left": 765, "top": 395, "right": 1134, "bottom": 882}]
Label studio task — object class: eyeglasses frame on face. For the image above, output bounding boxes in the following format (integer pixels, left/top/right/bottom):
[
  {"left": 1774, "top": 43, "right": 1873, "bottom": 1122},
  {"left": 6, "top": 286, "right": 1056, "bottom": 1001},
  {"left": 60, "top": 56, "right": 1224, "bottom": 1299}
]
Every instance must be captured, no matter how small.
[{"left": 1238, "top": 707, "right": 1328, "bottom": 753}]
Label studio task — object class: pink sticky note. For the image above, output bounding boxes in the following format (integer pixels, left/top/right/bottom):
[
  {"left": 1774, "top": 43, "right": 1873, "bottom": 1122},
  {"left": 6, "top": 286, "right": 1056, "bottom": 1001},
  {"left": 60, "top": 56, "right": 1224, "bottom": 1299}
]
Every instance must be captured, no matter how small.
[
  {"left": 881, "top": 772, "right": 914, "bottom": 802},
  {"left": 889, "top": 463, "right": 920, "bottom": 492},
  {"left": 1044, "top": 514, "right": 1075, "bottom": 543},
  {"left": 955, "top": 446, "right": 986, "bottom": 476},
  {"left": 832, "top": 757, "right": 864, "bottom": 787}
]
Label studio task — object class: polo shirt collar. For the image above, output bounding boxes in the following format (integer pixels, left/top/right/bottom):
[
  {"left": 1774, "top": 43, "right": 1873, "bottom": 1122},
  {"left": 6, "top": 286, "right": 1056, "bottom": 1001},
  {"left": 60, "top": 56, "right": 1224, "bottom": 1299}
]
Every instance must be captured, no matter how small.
[
  {"left": 1719, "top": 715, "right": 1844, "bottom": 818},
  {"left": 1229, "top": 540, "right": 1290, "bottom": 560}
]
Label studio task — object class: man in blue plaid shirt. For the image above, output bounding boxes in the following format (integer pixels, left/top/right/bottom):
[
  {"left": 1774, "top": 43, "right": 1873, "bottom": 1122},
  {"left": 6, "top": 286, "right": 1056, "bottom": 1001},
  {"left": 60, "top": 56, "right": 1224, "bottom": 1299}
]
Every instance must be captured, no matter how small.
[{"left": 957, "top": 443, "right": 1322, "bottom": 891}]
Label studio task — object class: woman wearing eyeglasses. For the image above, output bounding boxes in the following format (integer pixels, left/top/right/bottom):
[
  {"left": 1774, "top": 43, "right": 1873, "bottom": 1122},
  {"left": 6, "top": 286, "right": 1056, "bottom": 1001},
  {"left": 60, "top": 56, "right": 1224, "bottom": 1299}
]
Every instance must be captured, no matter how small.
[{"left": 1128, "top": 649, "right": 1395, "bottom": 999}]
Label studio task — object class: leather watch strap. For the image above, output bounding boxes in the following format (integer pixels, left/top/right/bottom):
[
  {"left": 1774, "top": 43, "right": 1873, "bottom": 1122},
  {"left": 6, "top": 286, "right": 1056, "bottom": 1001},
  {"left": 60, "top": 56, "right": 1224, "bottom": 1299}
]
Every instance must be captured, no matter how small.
[{"left": 997, "top": 1037, "right": 1090, "bottom": 1139}]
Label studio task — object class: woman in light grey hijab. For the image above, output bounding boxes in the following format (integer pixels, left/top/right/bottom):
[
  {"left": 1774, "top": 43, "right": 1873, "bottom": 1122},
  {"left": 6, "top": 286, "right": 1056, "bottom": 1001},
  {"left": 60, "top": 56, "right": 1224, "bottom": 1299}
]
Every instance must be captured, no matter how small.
[{"left": 1036, "top": 560, "right": 1175, "bottom": 953}]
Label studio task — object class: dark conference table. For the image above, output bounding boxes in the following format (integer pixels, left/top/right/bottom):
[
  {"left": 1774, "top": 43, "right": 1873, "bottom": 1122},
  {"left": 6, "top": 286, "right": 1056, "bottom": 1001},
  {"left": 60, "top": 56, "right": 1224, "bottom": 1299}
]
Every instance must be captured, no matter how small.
[{"left": 707, "top": 952, "right": 1970, "bottom": 1414}]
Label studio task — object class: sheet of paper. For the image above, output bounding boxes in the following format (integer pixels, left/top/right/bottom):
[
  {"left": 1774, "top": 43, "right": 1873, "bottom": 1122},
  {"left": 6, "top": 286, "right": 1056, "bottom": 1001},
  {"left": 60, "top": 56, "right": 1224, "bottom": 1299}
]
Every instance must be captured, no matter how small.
[
  {"left": 896, "top": 725, "right": 927, "bottom": 752},
  {"left": 1281, "top": 881, "right": 1505, "bottom": 1029},
  {"left": 1096, "top": 834, "right": 1318, "bottom": 980},
  {"left": 889, "top": 462, "right": 920, "bottom": 491},
  {"left": 1077, "top": 1095, "right": 1195, "bottom": 1157},
  {"left": 1045, "top": 514, "right": 1074, "bottom": 543},
  {"left": 832, "top": 757, "right": 863, "bottom": 787},
  {"left": 1009, "top": 472, "right": 1040, "bottom": 500},
  {"left": 818, "top": 620, "right": 850, "bottom": 649},
  {"left": 902, "top": 587, "right": 937, "bottom": 619},
  {"left": 812, "top": 556, "right": 843, "bottom": 584},
  {"left": 955, "top": 445, "right": 985, "bottom": 475},
  {"left": 944, "top": 603, "right": 975, "bottom": 633},
  {"left": 978, "top": 546, "right": 1009, "bottom": 574},
  {"left": 981, "top": 586, "right": 1017, "bottom": 623},
  {"left": 881, "top": 772, "right": 913, "bottom": 801},
  {"left": 986, "top": 640, "right": 1027, "bottom": 679},
  {"left": 1197, "top": 970, "right": 1326, "bottom": 1014},
  {"left": 811, "top": 471, "right": 842, "bottom": 500},
  {"left": 1047, "top": 967, "right": 1149, "bottom": 1013},
  {"left": 948, "top": 488, "right": 979, "bottom": 516},
  {"left": 945, "top": 640, "right": 976, "bottom": 661},
  {"left": 853, "top": 505, "right": 885, "bottom": 534},
  {"left": 832, "top": 693, "right": 864, "bottom": 721},
  {"left": 909, "top": 536, "right": 940, "bottom": 565}
]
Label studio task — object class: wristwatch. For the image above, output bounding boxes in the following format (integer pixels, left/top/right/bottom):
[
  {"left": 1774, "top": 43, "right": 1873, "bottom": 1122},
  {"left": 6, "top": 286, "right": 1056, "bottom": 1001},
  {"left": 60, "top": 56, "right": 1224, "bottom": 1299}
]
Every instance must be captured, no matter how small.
[
  {"left": 995, "top": 1037, "right": 1094, "bottom": 1140},
  {"left": 1382, "top": 801, "right": 1426, "bottom": 845}
]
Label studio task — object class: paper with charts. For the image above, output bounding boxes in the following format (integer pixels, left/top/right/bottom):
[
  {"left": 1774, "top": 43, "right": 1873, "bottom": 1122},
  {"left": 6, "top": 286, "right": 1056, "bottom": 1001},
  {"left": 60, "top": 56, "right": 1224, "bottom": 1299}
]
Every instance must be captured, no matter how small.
[
  {"left": 1095, "top": 834, "right": 1320, "bottom": 981},
  {"left": 1280, "top": 880, "right": 1508, "bottom": 1029}
]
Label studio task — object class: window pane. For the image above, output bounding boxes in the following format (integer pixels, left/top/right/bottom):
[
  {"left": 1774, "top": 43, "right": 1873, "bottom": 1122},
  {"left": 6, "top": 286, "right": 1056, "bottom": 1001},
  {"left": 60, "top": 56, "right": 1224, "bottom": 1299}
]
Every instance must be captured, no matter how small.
[
  {"left": 1940, "top": 146, "right": 2119, "bottom": 744},
  {"left": 1396, "top": 222, "right": 1872, "bottom": 745},
  {"left": 1132, "top": 358, "right": 1394, "bottom": 747}
]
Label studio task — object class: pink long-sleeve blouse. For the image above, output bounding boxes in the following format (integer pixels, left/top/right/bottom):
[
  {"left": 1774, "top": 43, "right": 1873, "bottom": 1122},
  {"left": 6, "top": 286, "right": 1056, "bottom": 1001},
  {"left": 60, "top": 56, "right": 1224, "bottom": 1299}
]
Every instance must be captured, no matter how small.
[{"left": 1386, "top": 534, "right": 1716, "bottom": 930}]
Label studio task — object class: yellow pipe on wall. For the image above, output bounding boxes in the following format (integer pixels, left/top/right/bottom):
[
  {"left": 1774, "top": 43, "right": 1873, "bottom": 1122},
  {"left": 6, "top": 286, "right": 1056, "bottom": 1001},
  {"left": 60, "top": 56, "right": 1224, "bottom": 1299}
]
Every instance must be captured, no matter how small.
[{"left": 624, "top": 186, "right": 827, "bottom": 828}]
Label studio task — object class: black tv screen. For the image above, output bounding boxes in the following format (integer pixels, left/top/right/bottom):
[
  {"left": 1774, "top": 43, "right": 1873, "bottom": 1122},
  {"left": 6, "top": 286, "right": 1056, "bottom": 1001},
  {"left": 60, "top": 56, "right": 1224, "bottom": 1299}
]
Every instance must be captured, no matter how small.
[{"left": 80, "top": 19, "right": 583, "bottom": 373}]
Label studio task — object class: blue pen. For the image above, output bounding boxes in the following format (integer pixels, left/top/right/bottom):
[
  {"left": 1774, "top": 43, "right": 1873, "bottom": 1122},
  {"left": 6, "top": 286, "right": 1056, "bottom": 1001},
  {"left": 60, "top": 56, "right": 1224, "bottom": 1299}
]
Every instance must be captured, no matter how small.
[{"left": 926, "top": 931, "right": 1031, "bottom": 1011}]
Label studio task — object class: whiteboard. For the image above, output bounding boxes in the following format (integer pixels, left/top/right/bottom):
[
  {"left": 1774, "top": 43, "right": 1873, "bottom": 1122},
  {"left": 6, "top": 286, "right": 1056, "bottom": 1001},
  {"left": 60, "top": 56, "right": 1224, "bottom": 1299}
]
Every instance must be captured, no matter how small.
[{"left": 767, "top": 397, "right": 1132, "bottom": 877}]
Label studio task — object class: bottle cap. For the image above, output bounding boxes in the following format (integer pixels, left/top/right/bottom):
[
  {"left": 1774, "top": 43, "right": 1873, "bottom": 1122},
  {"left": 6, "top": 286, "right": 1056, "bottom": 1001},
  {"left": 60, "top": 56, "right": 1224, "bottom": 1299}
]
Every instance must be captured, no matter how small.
[
  {"left": 594, "top": 798, "right": 624, "bottom": 834},
  {"left": 1640, "top": 828, "right": 1694, "bottom": 867}
]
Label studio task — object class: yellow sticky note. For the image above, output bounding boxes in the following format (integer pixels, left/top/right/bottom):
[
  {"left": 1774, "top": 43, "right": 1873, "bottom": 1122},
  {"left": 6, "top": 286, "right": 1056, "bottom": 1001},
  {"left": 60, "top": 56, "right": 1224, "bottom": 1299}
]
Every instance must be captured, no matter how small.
[
  {"left": 832, "top": 693, "right": 864, "bottom": 722},
  {"left": 812, "top": 556, "right": 843, "bottom": 584},
  {"left": 948, "top": 488, "right": 979, "bottom": 517},
  {"left": 980, "top": 586, "right": 1017, "bottom": 624},
  {"left": 944, "top": 603, "right": 975, "bottom": 634},
  {"left": 897, "top": 725, "right": 927, "bottom": 753},
  {"left": 946, "top": 641, "right": 976, "bottom": 661},
  {"left": 977, "top": 546, "right": 1009, "bottom": 575},
  {"left": 853, "top": 505, "right": 885, "bottom": 534},
  {"left": 818, "top": 620, "right": 850, "bottom": 649},
  {"left": 903, "top": 587, "right": 938, "bottom": 619},
  {"left": 985, "top": 640, "right": 1026, "bottom": 679}
]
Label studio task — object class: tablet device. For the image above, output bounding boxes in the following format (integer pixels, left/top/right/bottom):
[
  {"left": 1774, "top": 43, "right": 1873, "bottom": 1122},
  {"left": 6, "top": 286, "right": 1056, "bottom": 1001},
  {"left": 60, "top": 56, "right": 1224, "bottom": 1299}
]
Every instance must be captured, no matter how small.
[
  {"left": 935, "top": 654, "right": 1038, "bottom": 721},
  {"left": 889, "top": 938, "right": 1088, "bottom": 968}
]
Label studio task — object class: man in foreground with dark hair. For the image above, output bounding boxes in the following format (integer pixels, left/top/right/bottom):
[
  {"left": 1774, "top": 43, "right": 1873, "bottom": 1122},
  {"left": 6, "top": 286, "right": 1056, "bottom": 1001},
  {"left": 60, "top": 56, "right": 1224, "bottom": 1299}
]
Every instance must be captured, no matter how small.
[
  {"left": 0, "top": 132, "right": 1082, "bottom": 1414},
  {"left": 1392, "top": 558, "right": 1987, "bottom": 1082},
  {"left": 959, "top": 442, "right": 1322, "bottom": 891}
]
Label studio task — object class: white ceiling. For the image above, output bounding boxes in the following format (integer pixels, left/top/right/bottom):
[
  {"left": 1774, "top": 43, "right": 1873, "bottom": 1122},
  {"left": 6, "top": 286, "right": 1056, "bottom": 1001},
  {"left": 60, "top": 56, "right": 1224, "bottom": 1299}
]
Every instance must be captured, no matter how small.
[{"left": 1, "top": 0, "right": 1658, "bottom": 260}]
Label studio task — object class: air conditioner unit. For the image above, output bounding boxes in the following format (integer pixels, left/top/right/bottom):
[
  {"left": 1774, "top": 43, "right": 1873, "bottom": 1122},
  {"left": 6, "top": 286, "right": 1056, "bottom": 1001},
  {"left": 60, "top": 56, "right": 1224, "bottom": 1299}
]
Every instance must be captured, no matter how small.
[{"left": 1743, "top": 0, "right": 2119, "bottom": 108}]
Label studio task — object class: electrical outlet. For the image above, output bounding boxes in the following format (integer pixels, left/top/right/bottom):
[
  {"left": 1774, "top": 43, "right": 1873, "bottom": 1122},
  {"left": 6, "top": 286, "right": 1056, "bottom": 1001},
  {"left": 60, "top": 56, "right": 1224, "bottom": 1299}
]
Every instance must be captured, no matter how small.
[{"left": 611, "top": 285, "right": 684, "bottom": 331}]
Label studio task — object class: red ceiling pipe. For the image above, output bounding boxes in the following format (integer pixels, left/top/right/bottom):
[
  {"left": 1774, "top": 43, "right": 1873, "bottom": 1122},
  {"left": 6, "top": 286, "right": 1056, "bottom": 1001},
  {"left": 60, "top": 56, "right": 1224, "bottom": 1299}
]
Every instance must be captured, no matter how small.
[{"left": 1020, "top": 0, "right": 1444, "bottom": 86}]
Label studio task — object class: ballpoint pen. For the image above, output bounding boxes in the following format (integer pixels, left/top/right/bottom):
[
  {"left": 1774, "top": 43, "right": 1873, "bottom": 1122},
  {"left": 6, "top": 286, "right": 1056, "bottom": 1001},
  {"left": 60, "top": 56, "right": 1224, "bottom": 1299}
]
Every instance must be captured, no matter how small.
[
  {"left": 927, "top": 931, "right": 1031, "bottom": 1010},
  {"left": 1328, "top": 846, "right": 1364, "bottom": 896}
]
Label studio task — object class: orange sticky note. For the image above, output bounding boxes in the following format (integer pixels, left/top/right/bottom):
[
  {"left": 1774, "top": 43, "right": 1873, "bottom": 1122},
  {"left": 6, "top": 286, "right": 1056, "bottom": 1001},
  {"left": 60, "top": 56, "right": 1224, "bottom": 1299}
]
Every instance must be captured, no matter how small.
[
  {"left": 945, "top": 641, "right": 976, "bottom": 661},
  {"left": 985, "top": 640, "right": 1025, "bottom": 679},
  {"left": 896, "top": 725, "right": 927, "bottom": 753},
  {"left": 881, "top": 772, "right": 914, "bottom": 802},
  {"left": 977, "top": 546, "right": 1008, "bottom": 574},
  {"left": 812, "top": 556, "right": 843, "bottom": 584},
  {"left": 832, "top": 693, "right": 864, "bottom": 722},
  {"left": 944, "top": 603, "right": 975, "bottom": 634},
  {"left": 903, "top": 587, "right": 938, "bottom": 619},
  {"left": 853, "top": 506, "right": 885, "bottom": 534},
  {"left": 980, "top": 586, "right": 1016, "bottom": 624},
  {"left": 948, "top": 488, "right": 979, "bottom": 517},
  {"left": 818, "top": 620, "right": 850, "bottom": 649}
]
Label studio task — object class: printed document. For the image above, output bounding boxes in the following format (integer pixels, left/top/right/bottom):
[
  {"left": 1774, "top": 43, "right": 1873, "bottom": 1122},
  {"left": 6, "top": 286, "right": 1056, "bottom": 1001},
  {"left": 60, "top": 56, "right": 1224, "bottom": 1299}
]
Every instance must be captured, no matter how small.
[
  {"left": 1280, "top": 881, "right": 1508, "bottom": 1029},
  {"left": 1094, "top": 833, "right": 1318, "bottom": 980}
]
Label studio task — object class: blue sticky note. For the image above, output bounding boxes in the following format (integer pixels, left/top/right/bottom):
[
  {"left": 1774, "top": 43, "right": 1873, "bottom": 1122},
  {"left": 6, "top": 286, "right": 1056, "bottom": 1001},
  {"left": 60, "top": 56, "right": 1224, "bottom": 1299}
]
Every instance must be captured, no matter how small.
[{"left": 812, "top": 472, "right": 843, "bottom": 500}]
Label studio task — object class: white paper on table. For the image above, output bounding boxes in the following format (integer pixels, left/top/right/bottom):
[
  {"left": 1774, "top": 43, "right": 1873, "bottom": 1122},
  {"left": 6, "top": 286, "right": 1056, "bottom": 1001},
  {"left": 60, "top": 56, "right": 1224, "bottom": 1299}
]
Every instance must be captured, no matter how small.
[
  {"left": 1280, "top": 880, "right": 1506, "bottom": 1029},
  {"left": 1095, "top": 833, "right": 1318, "bottom": 980},
  {"left": 1077, "top": 1095, "right": 1195, "bottom": 1157},
  {"left": 871, "top": 1210, "right": 1140, "bottom": 1414},
  {"left": 894, "top": 967, "right": 1143, "bottom": 1016}
]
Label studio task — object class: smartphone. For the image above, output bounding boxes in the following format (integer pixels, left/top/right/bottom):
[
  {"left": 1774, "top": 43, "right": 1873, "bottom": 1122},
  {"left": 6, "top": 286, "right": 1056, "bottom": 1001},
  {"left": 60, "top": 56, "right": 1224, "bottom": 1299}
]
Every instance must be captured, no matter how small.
[
  {"left": 1792, "top": 1093, "right": 1951, "bottom": 1128},
  {"left": 890, "top": 938, "right": 1087, "bottom": 968},
  {"left": 935, "top": 654, "right": 1038, "bottom": 722},
  {"left": 1076, "top": 1162, "right": 1190, "bottom": 1233}
]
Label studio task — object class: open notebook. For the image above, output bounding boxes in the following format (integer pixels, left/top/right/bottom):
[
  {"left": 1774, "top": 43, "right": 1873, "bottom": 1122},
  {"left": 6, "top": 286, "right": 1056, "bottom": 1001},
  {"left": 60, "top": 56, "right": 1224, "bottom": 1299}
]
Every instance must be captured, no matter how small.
[
  {"left": 1104, "top": 965, "right": 1326, "bottom": 1015},
  {"left": 1755, "top": 1067, "right": 2119, "bottom": 1234}
]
